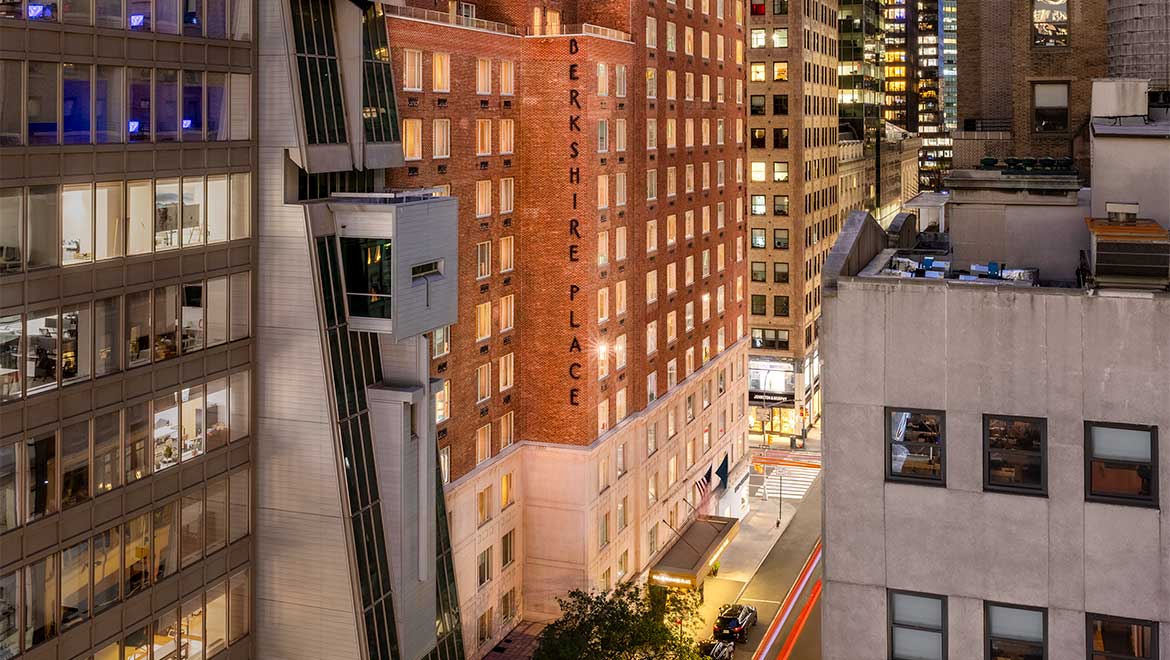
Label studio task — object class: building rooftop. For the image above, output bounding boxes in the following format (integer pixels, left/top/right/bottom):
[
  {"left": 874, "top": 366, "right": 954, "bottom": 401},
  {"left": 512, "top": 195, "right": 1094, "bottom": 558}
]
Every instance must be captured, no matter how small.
[{"left": 1091, "top": 115, "right": 1170, "bottom": 138}]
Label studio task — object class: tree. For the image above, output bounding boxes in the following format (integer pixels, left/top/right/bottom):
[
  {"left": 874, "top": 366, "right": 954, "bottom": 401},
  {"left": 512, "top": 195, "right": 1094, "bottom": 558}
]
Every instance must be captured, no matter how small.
[{"left": 533, "top": 582, "right": 705, "bottom": 660}]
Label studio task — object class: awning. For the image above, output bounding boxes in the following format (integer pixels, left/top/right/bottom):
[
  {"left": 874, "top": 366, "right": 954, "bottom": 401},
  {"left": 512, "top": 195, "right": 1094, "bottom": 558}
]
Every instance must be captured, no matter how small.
[{"left": 648, "top": 515, "right": 740, "bottom": 589}]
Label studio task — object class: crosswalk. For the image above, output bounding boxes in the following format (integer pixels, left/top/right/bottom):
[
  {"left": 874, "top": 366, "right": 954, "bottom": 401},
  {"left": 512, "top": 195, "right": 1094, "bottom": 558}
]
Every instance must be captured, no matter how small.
[{"left": 761, "top": 464, "right": 820, "bottom": 501}]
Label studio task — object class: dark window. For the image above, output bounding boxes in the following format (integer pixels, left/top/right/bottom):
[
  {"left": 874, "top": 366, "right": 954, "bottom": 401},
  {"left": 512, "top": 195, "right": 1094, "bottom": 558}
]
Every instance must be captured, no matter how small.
[
  {"left": 774, "top": 229, "right": 789, "bottom": 249},
  {"left": 1032, "top": 0, "right": 1068, "bottom": 47},
  {"left": 886, "top": 408, "right": 945, "bottom": 485},
  {"left": 750, "top": 295, "right": 766, "bottom": 316},
  {"left": 773, "top": 195, "right": 789, "bottom": 216},
  {"left": 773, "top": 0, "right": 788, "bottom": 14},
  {"left": 984, "top": 415, "right": 1046, "bottom": 495},
  {"left": 750, "top": 128, "right": 766, "bottom": 149},
  {"left": 1085, "top": 422, "right": 1157, "bottom": 506},
  {"left": 750, "top": 95, "right": 766, "bottom": 116},
  {"left": 1086, "top": 613, "right": 1157, "bottom": 659},
  {"left": 986, "top": 602, "right": 1046, "bottom": 660},
  {"left": 751, "top": 328, "right": 788, "bottom": 350},
  {"left": 888, "top": 590, "right": 946, "bottom": 660},
  {"left": 774, "top": 262, "right": 789, "bottom": 283},
  {"left": 773, "top": 94, "right": 789, "bottom": 115},
  {"left": 127, "top": 67, "right": 152, "bottom": 143},
  {"left": 290, "top": 0, "right": 346, "bottom": 144},
  {"left": 773, "top": 127, "right": 789, "bottom": 148},
  {"left": 773, "top": 295, "right": 789, "bottom": 317},
  {"left": 750, "top": 261, "right": 767, "bottom": 282},
  {"left": 1033, "top": 83, "right": 1069, "bottom": 133},
  {"left": 751, "top": 228, "right": 766, "bottom": 248}
]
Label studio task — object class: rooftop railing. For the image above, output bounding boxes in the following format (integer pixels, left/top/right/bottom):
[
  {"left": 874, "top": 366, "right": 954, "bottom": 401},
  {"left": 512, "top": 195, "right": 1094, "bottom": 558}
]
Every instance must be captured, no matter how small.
[
  {"left": 538, "top": 23, "right": 632, "bottom": 41},
  {"left": 384, "top": 4, "right": 522, "bottom": 36}
]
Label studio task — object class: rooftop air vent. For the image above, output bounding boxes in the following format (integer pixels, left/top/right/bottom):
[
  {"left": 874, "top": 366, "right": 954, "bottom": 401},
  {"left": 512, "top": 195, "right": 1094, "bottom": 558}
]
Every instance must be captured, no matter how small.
[
  {"left": 1106, "top": 202, "right": 1140, "bottom": 225},
  {"left": 1086, "top": 206, "right": 1170, "bottom": 290}
]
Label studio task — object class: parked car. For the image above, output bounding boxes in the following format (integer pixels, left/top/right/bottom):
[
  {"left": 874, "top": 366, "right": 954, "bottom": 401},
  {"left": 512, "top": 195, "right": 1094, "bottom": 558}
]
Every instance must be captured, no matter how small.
[
  {"left": 713, "top": 603, "right": 758, "bottom": 643},
  {"left": 698, "top": 638, "right": 735, "bottom": 660}
]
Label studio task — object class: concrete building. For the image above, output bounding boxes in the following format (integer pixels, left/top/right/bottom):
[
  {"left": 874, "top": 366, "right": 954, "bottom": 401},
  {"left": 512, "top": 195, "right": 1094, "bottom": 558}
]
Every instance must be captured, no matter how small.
[
  {"left": 383, "top": 0, "right": 752, "bottom": 654},
  {"left": 253, "top": 2, "right": 464, "bottom": 659},
  {"left": 745, "top": 0, "right": 839, "bottom": 445},
  {"left": 820, "top": 81, "right": 1170, "bottom": 660},
  {"left": 0, "top": 1, "right": 258, "bottom": 659},
  {"left": 953, "top": 0, "right": 1108, "bottom": 179}
]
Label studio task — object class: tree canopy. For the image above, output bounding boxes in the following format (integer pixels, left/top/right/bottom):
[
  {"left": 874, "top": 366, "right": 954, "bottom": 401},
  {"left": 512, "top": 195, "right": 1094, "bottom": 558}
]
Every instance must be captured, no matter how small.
[{"left": 533, "top": 582, "right": 705, "bottom": 660}]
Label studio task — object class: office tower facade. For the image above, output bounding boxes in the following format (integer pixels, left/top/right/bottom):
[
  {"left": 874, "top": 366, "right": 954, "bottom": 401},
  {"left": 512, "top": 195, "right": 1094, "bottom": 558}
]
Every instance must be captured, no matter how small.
[
  {"left": 385, "top": 0, "right": 752, "bottom": 654},
  {"left": 820, "top": 82, "right": 1170, "bottom": 660},
  {"left": 254, "top": 2, "right": 464, "bottom": 660},
  {"left": 880, "top": 0, "right": 948, "bottom": 190},
  {"left": 0, "top": 0, "right": 257, "bottom": 659},
  {"left": 838, "top": 0, "right": 883, "bottom": 155},
  {"left": 953, "top": 0, "right": 1107, "bottom": 178},
  {"left": 745, "top": 0, "right": 840, "bottom": 442}
]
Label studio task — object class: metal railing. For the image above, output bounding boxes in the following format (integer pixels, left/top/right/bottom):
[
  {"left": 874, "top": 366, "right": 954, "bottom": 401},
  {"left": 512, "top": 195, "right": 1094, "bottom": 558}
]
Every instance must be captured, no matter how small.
[
  {"left": 536, "top": 23, "right": 632, "bottom": 41},
  {"left": 961, "top": 118, "right": 1013, "bottom": 132},
  {"left": 384, "top": 4, "right": 522, "bottom": 36}
]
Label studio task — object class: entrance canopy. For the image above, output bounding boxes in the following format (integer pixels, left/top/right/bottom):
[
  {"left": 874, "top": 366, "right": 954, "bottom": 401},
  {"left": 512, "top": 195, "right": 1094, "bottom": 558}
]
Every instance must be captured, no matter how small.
[{"left": 648, "top": 515, "right": 740, "bottom": 589}]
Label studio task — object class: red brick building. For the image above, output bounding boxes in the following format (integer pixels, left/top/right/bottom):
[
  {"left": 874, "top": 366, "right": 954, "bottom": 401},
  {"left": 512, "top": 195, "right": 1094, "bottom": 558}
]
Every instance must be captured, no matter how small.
[{"left": 386, "top": 0, "right": 752, "bottom": 653}]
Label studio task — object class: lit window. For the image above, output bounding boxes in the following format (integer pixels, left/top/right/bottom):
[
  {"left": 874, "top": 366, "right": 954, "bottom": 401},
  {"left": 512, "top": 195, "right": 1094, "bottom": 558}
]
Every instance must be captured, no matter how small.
[
  {"left": 646, "top": 270, "right": 658, "bottom": 303},
  {"left": 597, "top": 62, "right": 608, "bottom": 96},
  {"left": 475, "top": 180, "right": 491, "bottom": 217},
  {"left": 403, "top": 49, "right": 422, "bottom": 91},
  {"left": 598, "top": 230, "right": 609, "bottom": 266},
  {"left": 615, "top": 226, "right": 627, "bottom": 260},
  {"left": 599, "top": 399, "right": 610, "bottom": 434},
  {"left": 435, "top": 379, "right": 450, "bottom": 422},
  {"left": 476, "top": 241, "right": 491, "bottom": 279},
  {"left": 477, "top": 424, "right": 492, "bottom": 463},
  {"left": 476, "top": 58, "right": 492, "bottom": 94},
  {"left": 615, "top": 119, "right": 627, "bottom": 151},
  {"left": 598, "top": 287, "right": 610, "bottom": 322},
  {"left": 750, "top": 161, "right": 766, "bottom": 182},
  {"left": 500, "top": 178, "right": 514, "bottom": 214},
  {"left": 499, "top": 119, "right": 515, "bottom": 154},
  {"left": 500, "top": 294, "right": 514, "bottom": 332},
  {"left": 500, "top": 60, "right": 515, "bottom": 95},
  {"left": 616, "top": 64, "right": 627, "bottom": 97},
  {"left": 599, "top": 341, "right": 610, "bottom": 380},
  {"left": 476, "top": 364, "right": 492, "bottom": 402},
  {"left": 432, "top": 119, "right": 451, "bottom": 159},
  {"left": 598, "top": 174, "right": 609, "bottom": 210},
  {"left": 476, "top": 118, "right": 492, "bottom": 155},
  {"left": 476, "top": 301, "right": 491, "bottom": 341},
  {"left": 499, "top": 353, "right": 514, "bottom": 391},
  {"left": 499, "top": 236, "right": 515, "bottom": 272},
  {"left": 750, "top": 62, "right": 766, "bottom": 82},
  {"left": 616, "top": 280, "right": 627, "bottom": 315},
  {"left": 598, "top": 118, "right": 608, "bottom": 153},
  {"left": 433, "top": 53, "right": 451, "bottom": 92},
  {"left": 402, "top": 119, "right": 421, "bottom": 160}
]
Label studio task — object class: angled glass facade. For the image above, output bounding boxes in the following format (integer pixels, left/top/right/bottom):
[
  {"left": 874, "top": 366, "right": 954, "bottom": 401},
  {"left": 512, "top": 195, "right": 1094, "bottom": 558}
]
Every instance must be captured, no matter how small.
[
  {"left": 361, "top": 3, "right": 399, "bottom": 143},
  {"left": 290, "top": 0, "right": 346, "bottom": 144},
  {"left": 315, "top": 235, "right": 401, "bottom": 660}
]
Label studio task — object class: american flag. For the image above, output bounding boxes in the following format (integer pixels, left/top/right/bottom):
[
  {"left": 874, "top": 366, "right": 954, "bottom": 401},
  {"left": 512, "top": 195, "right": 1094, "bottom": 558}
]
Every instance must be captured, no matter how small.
[{"left": 695, "top": 469, "right": 712, "bottom": 501}]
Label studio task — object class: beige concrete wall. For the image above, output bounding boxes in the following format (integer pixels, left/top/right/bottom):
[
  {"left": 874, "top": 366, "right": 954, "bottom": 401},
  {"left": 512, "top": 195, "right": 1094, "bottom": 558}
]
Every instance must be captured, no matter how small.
[
  {"left": 821, "top": 278, "right": 1170, "bottom": 660},
  {"left": 1090, "top": 134, "right": 1170, "bottom": 228},
  {"left": 447, "top": 339, "right": 751, "bottom": 657}
]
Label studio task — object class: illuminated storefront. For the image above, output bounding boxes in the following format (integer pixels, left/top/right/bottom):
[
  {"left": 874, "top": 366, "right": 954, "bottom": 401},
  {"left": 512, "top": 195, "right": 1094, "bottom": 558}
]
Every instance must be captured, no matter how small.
[{"left": 748, "top": 358, "right": 803, "bottom": 445}]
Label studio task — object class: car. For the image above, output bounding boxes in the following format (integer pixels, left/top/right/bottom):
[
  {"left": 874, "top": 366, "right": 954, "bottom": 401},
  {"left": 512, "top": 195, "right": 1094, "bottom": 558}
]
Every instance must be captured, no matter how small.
[
  {"left": 697, "top": 638, "right": 735, "bottom": 660},
  {"left": 713, "top": 602, "right": 758, "bottom": 642}
]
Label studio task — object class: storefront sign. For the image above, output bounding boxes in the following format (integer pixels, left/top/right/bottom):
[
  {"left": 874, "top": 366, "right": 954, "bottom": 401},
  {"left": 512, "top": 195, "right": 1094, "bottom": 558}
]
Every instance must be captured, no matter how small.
[
  {"left": 566, "top": 37, "right": 583, "bottom": 406},
  {"left": 748, "top": 390, "right": 794, "bottom": 406}
]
